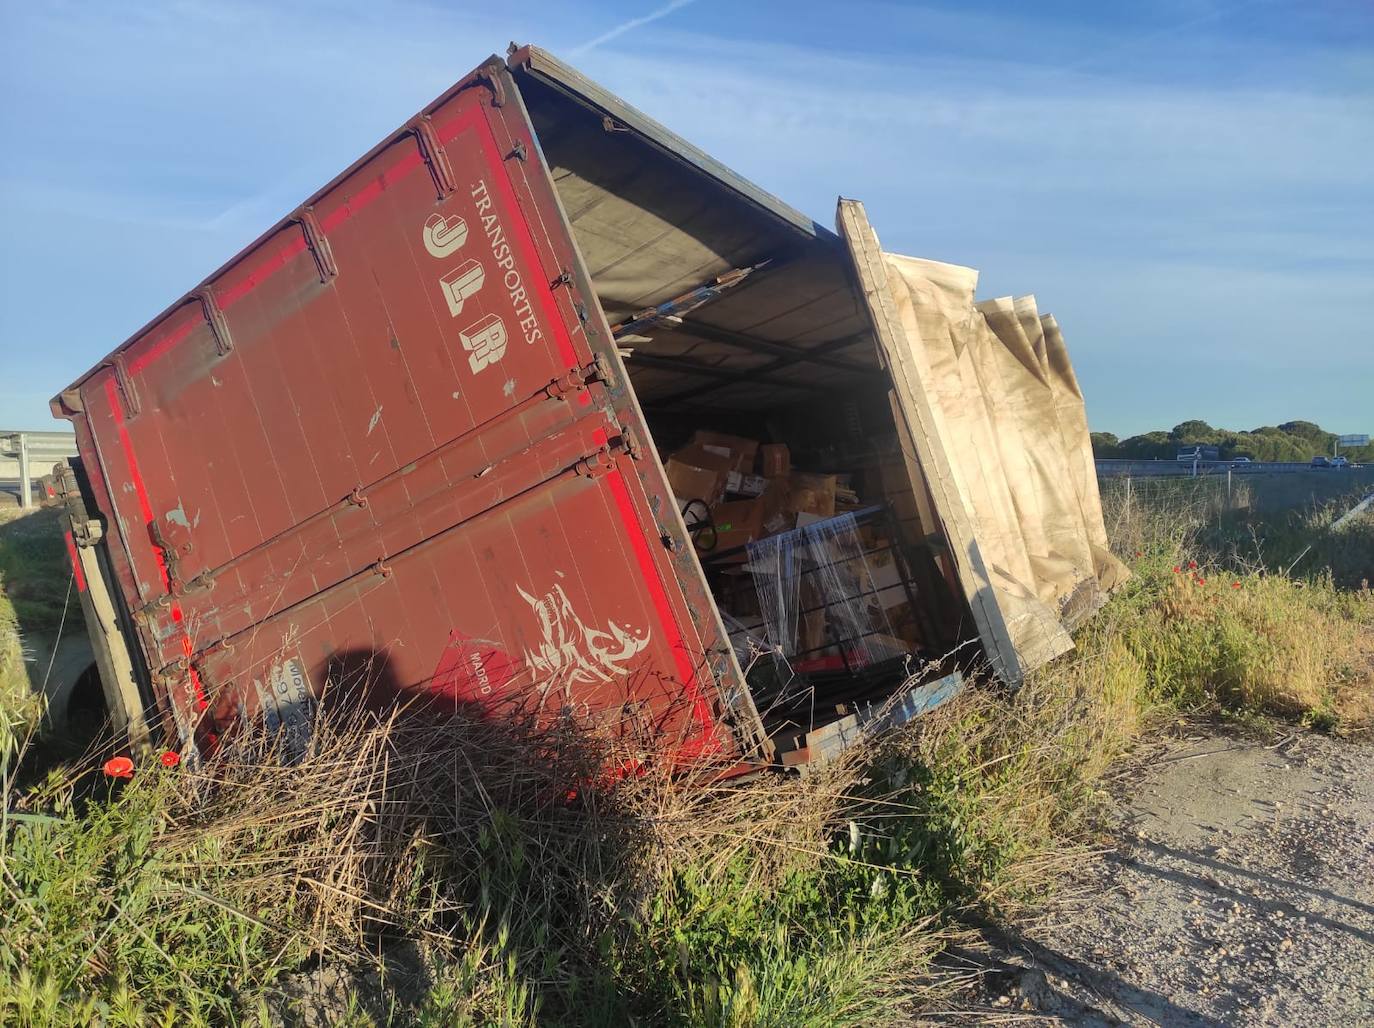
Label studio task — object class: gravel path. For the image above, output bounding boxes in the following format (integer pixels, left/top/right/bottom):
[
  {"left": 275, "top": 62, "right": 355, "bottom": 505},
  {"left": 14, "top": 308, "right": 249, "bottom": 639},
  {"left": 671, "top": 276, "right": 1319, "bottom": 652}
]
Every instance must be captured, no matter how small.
[{"left": 961, "top": 730, "right": 1374, "bottom": 1025}]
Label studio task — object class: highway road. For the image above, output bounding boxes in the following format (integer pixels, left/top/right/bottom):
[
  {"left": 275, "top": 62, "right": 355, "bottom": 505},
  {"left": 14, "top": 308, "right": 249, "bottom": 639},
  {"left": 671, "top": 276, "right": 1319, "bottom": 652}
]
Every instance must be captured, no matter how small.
[{"left": 1095, "top": 459, "right": 1364, "bottom": 477}]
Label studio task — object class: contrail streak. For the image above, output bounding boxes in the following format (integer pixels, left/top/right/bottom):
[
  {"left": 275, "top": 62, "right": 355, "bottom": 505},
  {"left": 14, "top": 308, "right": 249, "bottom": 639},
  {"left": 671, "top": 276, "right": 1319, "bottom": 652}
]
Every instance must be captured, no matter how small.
[{"left": 569, "top": 0, "right": 698, "bottom": 57}]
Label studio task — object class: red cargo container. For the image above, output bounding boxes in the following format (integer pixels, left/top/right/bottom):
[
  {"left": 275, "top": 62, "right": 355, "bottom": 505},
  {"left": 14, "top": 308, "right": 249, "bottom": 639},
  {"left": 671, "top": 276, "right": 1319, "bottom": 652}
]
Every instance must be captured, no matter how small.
[{"left": 53, "top": 46, "right": 1113, "bottom": 771}]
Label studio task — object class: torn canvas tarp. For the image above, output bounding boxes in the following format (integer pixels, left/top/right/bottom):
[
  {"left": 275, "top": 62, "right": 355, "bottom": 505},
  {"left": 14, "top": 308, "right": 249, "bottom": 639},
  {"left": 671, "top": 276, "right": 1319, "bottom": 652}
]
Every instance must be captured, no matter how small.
[{"left": 837, "top": 200, "right": 1127, "bottom": 684}]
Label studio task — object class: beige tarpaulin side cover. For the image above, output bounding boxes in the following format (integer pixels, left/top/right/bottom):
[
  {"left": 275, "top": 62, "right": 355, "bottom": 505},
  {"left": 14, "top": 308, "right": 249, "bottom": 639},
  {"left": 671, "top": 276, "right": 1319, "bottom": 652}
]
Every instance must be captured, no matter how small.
[{"left": 836, "top": 200, "right": 1127, "bottom": 684}]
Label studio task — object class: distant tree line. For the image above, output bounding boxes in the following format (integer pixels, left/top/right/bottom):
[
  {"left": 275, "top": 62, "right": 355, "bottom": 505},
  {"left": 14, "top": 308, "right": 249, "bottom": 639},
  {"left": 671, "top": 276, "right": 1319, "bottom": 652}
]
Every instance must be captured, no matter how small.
[{"left": 1090, "top": 420, "right": 1374, "bottom": 464}]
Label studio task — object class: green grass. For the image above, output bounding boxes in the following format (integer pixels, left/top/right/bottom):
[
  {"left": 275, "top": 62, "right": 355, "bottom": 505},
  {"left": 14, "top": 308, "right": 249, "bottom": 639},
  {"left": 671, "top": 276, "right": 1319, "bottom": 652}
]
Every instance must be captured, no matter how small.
[
  {"left": 1, "top": 507, "right": 84, "bottom": 760},
  {"left": 0, "top": 508, "right": 76, "bottom": 634},
  {"left": 1102, "top": 475, "right": 1374, "bottom": 588},
  {"left": 2, "top": 486, "right": 1370, "bottom": 1024},
  {"left": 3, "top": 773, "right": 307, "bottom": 1026},
  {"left": 1098, "top": 478, "right": 1373, "bottom": 729}
]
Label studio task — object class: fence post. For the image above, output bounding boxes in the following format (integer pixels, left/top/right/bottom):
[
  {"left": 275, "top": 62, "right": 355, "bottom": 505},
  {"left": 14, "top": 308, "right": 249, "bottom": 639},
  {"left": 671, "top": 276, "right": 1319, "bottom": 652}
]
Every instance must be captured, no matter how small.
[
  {"left": 18, "top": 432, "right": 32, "bottom": 510},
  {"left": 1125, "top": 475, "right": 1133, "bottom": 528},
  {"left": 1227, "top": 467, "right": 1232, "bottom": 510}
]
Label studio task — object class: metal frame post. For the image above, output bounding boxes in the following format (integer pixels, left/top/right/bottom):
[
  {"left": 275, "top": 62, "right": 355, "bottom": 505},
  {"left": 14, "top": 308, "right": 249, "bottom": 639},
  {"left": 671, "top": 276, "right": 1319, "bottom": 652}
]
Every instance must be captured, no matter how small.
[{"left": 18, "top": 432, "right": 32, "bottom": 510}]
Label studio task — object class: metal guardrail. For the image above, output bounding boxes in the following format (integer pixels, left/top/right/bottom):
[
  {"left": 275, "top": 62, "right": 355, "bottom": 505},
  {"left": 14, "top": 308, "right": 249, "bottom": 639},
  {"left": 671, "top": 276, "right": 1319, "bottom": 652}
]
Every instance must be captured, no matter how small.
[
  {"left": 1096, "top": 459, "right": 1338, "bottom": 478},
  {"left": 0, "top": 430, "right": 79, "bottom": 509},
  {"left": 1332, "top": 491, "right": 1374, "bottom": 531}
]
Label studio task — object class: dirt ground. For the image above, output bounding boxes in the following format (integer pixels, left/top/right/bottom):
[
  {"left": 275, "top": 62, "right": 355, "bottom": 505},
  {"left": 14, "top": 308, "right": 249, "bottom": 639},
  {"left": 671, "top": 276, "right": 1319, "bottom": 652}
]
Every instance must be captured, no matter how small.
[{"left": 957, "top": 729, "right": 1374, "bottom": 1026}]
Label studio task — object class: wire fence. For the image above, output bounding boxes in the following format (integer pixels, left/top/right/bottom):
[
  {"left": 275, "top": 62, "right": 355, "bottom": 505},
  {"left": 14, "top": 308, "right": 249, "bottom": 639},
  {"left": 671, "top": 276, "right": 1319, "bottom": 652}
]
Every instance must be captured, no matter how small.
[
  {"left": 1095, "top": 459, "right": 1314, "bottom": 477},
  {"left": 1100, "top": 474, "right": 1248, "bottom": 519},
  {"left": 1098, "top": 470, "right": 1374, "bottom": 569},
  {"left": 1098, "top": 475, "right": 1250, "bottom": 558}
]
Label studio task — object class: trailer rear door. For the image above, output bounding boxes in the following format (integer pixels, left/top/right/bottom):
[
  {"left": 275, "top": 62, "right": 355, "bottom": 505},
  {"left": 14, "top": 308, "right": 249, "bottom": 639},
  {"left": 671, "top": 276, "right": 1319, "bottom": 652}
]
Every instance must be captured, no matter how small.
[
  {"left": 56, "top": 59, "right": 757, "bottom": 762},
  {"left": 836, "top": 199, "right": 1076, "bottom": 684}
]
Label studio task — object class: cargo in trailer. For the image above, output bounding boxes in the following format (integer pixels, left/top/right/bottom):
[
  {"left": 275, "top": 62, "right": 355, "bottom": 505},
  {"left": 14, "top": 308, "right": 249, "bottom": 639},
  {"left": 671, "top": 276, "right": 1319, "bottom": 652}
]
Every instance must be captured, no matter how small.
[{"left": 51, "top": 45, "right": 1126, "bottom": 772}]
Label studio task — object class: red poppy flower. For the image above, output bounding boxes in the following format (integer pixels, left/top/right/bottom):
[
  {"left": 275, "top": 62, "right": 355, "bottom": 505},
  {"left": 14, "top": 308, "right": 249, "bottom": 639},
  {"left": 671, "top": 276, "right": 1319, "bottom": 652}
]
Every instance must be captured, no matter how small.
[
  {"left": 103, "top": 756, "right": 134, "bottom": 779},
  {"left": 1232, "top": 581, "right": 1241, "bottom": 589},
  {"left": 1197, "top": 578, "right": 1207, "bottom": 586},
  {"left": 160, "top": 751, "right": 181, "bottom": 768},
  {"left": 1188, "top": 560, "right": 1198, "bottom": 570},
  {"left": 1173, "top": 566, "right": 1181, "bottom": 574}
]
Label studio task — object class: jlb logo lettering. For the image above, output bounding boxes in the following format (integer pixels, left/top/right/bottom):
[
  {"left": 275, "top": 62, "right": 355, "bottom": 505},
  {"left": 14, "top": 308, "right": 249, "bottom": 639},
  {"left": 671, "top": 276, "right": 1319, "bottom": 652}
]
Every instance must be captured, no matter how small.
[
  {"left": 439, "top": 260, "right": 485, "bottom": 317},
  {"left": 423, "top": 213, "right": 468, "bottom": 258},
  {"left": 420, "top": 188, "right": 515, "bottom": 375},
  {"left": 461, "top": 314, "right": 508, "bottom": 373}
]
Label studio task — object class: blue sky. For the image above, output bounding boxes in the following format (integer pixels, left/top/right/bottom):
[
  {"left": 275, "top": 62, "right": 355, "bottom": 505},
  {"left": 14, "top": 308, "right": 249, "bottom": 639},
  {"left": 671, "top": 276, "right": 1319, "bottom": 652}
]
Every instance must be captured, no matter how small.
[{"left": 1, "top": 0, "right": 1370, "bottom": 437}]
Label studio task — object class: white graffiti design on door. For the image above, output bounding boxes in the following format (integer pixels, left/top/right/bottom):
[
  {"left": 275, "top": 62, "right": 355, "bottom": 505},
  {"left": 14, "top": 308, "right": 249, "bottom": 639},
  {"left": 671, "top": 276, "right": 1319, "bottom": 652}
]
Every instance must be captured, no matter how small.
[{"left": 517, "top": 583, "right": 650, "bottom": 686}]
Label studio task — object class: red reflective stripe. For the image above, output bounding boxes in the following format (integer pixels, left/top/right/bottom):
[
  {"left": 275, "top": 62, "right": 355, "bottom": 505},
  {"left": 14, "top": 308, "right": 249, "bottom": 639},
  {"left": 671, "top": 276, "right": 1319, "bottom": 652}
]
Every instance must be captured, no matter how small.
[
  {"left": 121, "top": 100, "right": 577, "bottom": 388},
  {"left": 64, "top": 531, "right": 87, "bottom": 593},
  {"left": 122, "top": 137, "right": 417, "bottom": 373},
  {"left": 188, "top": 667, "right": 208, "bottom": 710},
  {"left": 127, "top": 321, "right": 196, "bottom": 374},
  {"left": 467, "top": 112, "right": 580, "bottom": 371},
  {"left": 105, "top": 380, "right": 158, "bottom": 541},
  {"left": 215, "top": 235, "right": 308, "bottom": 308},
  {"left": 592, "top": 424, "right": 716, "bottom": 754},
  {"left": 318, "top": 149, "right": 425, "bottom": 234},
  {"left": 103, "top": 379, "right": 208, "bottom": 711}
]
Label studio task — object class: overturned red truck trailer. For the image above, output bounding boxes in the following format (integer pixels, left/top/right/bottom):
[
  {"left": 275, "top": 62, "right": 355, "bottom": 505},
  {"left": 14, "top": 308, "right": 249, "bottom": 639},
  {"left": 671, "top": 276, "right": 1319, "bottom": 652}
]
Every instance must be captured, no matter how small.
[{"left": 53, "top": 46, "right": 1125, "bottom": 771}]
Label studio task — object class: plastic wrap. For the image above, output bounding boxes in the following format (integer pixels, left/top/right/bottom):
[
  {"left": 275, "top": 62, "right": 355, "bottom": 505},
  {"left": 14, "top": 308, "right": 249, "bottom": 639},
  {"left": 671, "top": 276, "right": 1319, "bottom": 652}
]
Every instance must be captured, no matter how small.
[{"left": 745, "top": 511, "right": 899, "bottom": 671}]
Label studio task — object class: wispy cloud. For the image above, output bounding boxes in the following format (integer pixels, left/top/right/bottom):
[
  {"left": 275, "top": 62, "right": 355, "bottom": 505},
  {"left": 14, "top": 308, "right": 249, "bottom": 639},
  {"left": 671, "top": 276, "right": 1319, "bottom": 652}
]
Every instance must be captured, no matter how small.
[
  {"left": 569, "top": 0, "right": 697, "bottom": 57},
  {"left": 566, "top": 17, "right": 1373, "bottom": 433},
  {"left": 1, "top": 0, "right": 1369, "bottom": 436}
]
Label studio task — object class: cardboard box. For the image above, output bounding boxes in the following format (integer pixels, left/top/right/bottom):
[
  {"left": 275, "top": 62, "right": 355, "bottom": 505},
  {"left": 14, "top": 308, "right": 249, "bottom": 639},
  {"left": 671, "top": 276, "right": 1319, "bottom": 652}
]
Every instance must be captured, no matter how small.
[
  {"left": 725, "top": 470, "right": 768, "bottom": 497},
  {"left": 691, "top": 430, "right": 759, "bottom": 473},
  {"left": 666, "top": 458, "right": 725, "bottom": 506},
  {"left": 867, "top": 553, "right": 910, "bottom": 613},
  {"left": 672, "top": 443, "right": 735, "bottom": 475},
  {"left": 664, "top": 443, "right": 734, "bottom": 506},
  {"left": 882, "top": 601, "right": 923, "bottom": 649},
  {"left": 798, "top": 607, "right": 829, "bottom": 655},
  {"left": 710, "top": 498, "right": 765, "bottom": 551},
  {"left": 788, "top": 472, "right": 837, "bottom": 517},
  {"left": 762, "top": 509, "right": 796, "bottom": 535},
  {"left": 760, "top": 477, "right": 795, "bottom": 534},
  {"left": 760, "top": 443, "right": 790, "bottom": 478}
]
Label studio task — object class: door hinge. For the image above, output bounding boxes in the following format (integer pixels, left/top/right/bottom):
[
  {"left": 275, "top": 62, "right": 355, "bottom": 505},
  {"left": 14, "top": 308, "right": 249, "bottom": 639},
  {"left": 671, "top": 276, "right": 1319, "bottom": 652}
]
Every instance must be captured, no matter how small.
[
  {"left": 103, "top": 354, "right": 141, "bottom": 418},
  {"left": 412, "top": 116, "right": 456, "bottom": 199},
  {"left": 545, "top": 366, "right": 586, "bottom": 400},
  {"left": 590, "top": 351, "right": 614, "bottom": 388},
  {"left": 617, "top": 428, "right": 644, "bottom": 461},
  {"left": 296, "top": 207, "right": 338, "bottom": 283},
  {"left": 194, "top": 288, "right": 233, "bottom": 356},
  {"left": 71, "top": 518, "right": 103, "bottom": 547},
  {"left": 506, "top": 140, "right": 527, "bottom": 162},
  {"left": 545, "top": 354, "right": 612, "bottom": 401},
  {"left": 474, "top": 63, "right": 507, "bottom": 107},
  {"left": 148, "top": 521, "right": 189, "bottom": 590},
  {"left": 132, "top": 592, "right": 173, "bottom": 624},
  {"left": 574, "top": 448, "right": 615, "bottom": 480}
]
